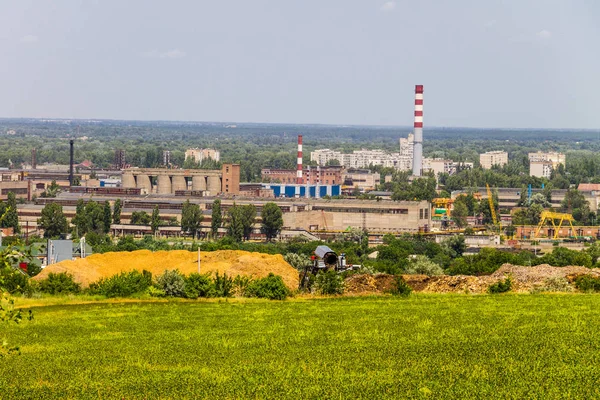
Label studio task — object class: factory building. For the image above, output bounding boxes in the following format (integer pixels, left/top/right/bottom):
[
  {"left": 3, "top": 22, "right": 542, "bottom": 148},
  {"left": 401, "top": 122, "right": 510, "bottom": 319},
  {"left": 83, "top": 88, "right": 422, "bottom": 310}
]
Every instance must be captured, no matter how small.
[
  {"left": 121, "top": 164, "right": 239, "bottom": 195},
  {"left": 261, "top": 166, "right": 343, "bottom": 185},
  {"left": 342, "top": 169, "right": 381, "bottom": 192},
  {"left": 480, "top": 151, "right": 508, "bottom": 169}
]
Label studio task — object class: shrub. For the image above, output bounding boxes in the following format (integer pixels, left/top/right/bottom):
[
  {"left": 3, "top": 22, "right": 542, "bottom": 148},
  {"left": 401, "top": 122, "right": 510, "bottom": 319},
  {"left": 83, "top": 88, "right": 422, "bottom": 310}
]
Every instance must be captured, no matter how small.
[
  {"left": 574, "top": 275, "right": 600, "bottom": 292},
  {"left": 37, "top": 272, "right": 80, "bottom": 295},
  {"left": 87, "top": 270, "right": 152, "bottom": 298},
  {"left": 313, "top": 270, "right": 344, "bottom": 295},
  {"left": 155, "top": 270, "right": 186, "bottom": 297},
  {"left": 404, "top": 255, "right": 444, "bottom": 276},
  {"left": 184, "top": 273, "right": 214, "bottom": 299},
  {"left": 531, "top": 277, "right": 573, "bottom": 294},
  {"left": 246, "top": 273, "right": 291, "bottom": 300},
  {"left": 488, "top": 276, "right": 512, "bottom": 294},
  {"left": 387, "top": 275, "right": 412, "bottom": 297},
  {"left": 233, "top": 275, "right": 252, "bottom": 297},
  {"left": 0, "top": 268, "right": 32, "bottom": 295},
  {"left": 146, "top": 286, "right": 166, "bottom": 298},
  {"left": 213, "top": 272, "right": 233, "bottom": 297}
]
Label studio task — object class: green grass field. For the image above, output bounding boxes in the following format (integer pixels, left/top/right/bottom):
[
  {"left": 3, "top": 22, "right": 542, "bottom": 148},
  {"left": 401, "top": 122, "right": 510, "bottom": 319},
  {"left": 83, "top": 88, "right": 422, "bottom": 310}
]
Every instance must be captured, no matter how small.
[{"left": 2, "top": 295, "right": 600, "bottom": 399}]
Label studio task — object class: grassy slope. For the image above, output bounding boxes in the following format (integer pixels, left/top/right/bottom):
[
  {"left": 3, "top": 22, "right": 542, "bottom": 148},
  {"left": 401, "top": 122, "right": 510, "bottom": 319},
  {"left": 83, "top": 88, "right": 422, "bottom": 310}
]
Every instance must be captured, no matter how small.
[{"left": 2, "top": 295, "right": 600, "bottom": 399}]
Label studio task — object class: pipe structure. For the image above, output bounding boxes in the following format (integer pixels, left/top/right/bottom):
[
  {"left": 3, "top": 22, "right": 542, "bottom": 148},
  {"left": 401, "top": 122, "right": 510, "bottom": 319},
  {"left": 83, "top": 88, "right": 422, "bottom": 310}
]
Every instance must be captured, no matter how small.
[
  {"left": 69, "top": 140, "right": 74, "bottom": 186},
  {"left": 411, "top": 85, "right": 424, "bottom": 176}
]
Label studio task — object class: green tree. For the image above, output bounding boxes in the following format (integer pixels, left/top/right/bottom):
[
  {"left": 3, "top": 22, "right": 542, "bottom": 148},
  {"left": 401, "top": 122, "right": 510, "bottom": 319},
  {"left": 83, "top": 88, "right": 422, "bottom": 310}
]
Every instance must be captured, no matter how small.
[
  {"left": 72, "top": 199, "right": 88, "bottom": 235},
  {"left": 0, "top": 193, "right": 20, "bottom": 234},
  {"left": 112, "top": 199, "right": 122, "bottom": 224},
  {"left": 103, "top": 201, "right": 112, "bottom": 234},
  {"left": 131, "top": 211, "right": 151, "bottom": 225},
  {"left": 261, "top": 202, "right": 283, "bottom": 241},
  {"left": 240, "top": 204, "right": 257, "bottom": 241},
  {"left": 560, "top": 189, "right": 592, "bottom": 224},
  {"left": 151, "top": 205, "right": 161, "bottom": 234},
  {"left": 41, "top": 180, "right": 60, "bottom": 198},
  {"left": 38, "top": 203, "right": 68, "bottom": 238},
  {"left": 226, "top": 204, "right": 244, "bottom": 242},
  {"left": 451, "top": 201, "right": 468, "bottom": 228},
  {"left": 181, "top": 200, "right": 203, "bottom": 238},
  {"left": 211, "top": 199, "right": 222, "bottom": 238},
  {"left": 85, "top": 201, "right": 105, "bottom": 234}
]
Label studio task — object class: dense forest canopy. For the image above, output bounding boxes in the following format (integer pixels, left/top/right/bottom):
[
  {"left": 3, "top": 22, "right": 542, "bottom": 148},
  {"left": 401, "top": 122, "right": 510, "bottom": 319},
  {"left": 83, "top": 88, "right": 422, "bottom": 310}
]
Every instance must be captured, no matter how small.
[{"left": 1, "top": 118, "right": 599, "bottom": 184}]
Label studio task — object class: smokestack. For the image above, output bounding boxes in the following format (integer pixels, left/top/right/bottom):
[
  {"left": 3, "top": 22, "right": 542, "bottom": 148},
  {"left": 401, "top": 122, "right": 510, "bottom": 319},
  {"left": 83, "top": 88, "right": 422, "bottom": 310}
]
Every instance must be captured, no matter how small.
[
  {"left": 411, "top": 85, "right": 424, "bottom": 176},
  {"left": 69, "top": 139, "right": 74, "bottom": 186},
  {"left": 31, "top": 148, "right": 37, "bottom": 169},
  {"left": 297, "top": 135, "right": 303, "bottom": 184}
]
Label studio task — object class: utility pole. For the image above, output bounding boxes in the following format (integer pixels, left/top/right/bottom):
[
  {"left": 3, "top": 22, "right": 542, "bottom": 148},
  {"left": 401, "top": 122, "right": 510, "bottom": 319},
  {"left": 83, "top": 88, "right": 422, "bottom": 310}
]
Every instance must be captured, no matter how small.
[{"left": 197, "top": 246, "right": 201, "bottom": 274}]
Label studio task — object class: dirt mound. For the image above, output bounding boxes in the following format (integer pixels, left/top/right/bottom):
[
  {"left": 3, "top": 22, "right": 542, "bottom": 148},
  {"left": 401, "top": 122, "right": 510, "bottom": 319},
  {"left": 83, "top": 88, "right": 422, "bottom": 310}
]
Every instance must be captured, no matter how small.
[
  {"left": 344, "top": 264, "right": 600, "bottom": 294},
  {"left": 33, "top": 250, "right": 299, "bottom": 290}
]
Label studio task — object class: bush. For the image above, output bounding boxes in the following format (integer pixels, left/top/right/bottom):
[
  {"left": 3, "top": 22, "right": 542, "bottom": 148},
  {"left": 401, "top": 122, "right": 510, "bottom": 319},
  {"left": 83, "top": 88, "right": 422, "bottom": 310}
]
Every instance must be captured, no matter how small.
[
  {"left": 404, "top": 255, "right": 444, "bottom": 276},
  {"left": 146, "top": 286, "right": 166, "bottom": 298},
  {"left": 387, "top": 275, "right": 412, "bottom": 297},
  {"left": 213, "top": 272, "right": 233, "bottom": 297},
  {"left": 37, "top": 272, "right": 80, "bottom": 295},
  {"left": 87, "top": 270, "right": 152, "bottom": 298},
  {"left": 0, "top": 268, "right": 32, "bottom": 295},
  {"left": 233, "top": 275, "right": 252, "bottom": 297},
  {"left": 184, "top": 273, "right": 214, "bottom": 299},
  {"left": 313, "top": 270, "right": 344, "bottom": 295},
  {"left": 574, "top": 275, "right": 600, "bottom": 292},
  {"left": 155, "top": 270, "right": 186, "bottom": 297},
  {"left": 488, "top": 276, "right": 512, "bottom": 294},
  {"left": 530, "top": 277, "right": 573, "bottom": 294},
  {"left": 246, "top": 273, "right": 291, "bottom": 300}
]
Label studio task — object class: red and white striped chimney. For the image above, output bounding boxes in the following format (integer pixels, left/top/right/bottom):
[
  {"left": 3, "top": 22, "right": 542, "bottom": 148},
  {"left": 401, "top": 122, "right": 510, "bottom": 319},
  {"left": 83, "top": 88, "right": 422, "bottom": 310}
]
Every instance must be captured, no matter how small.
[
  {"left": 297, "top": 135, "right": 303, "bottom": 184},
  {"left": 411, "top": 85, "right": 424, "bottom": 176}
]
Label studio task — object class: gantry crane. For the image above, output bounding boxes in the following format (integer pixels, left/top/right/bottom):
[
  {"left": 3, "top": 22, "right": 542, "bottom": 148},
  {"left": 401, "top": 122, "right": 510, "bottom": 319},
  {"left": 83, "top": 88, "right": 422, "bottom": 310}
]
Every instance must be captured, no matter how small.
[{"left": 534, "top": 211, "right": 575, "bottom": 239}]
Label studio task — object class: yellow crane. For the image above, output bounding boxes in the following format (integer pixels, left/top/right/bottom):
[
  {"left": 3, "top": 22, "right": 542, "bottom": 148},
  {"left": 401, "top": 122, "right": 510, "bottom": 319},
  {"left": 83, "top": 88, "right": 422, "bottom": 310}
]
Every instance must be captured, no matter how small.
[
  {"left": 486, "top": 184, "right": 500, "bottom": 230},
  {"left": 534, "top": 211, "right": 575, "bottom": 239}
]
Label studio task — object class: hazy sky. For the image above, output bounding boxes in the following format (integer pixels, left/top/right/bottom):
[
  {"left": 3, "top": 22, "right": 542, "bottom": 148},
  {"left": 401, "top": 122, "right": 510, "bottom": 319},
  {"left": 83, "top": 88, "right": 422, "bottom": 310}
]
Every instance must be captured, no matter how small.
[{"left": 1, "top": 1, "right": 599, "bottom": 129}]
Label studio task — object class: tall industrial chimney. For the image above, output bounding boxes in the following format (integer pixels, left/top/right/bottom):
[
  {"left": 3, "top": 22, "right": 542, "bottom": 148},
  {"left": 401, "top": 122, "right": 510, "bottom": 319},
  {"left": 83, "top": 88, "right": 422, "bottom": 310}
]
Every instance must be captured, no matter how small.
[
  {"left": 411, "top": 85, "right": 424, "bottom": 176},
  {"left": 297, "top": 135, "right": 303, "bottom": 184},
  {"left": 31, "top": 148, "right": 37, "bottom": 169},
  {"left": 69, "top": 139, "right": 74, "bottom": 186}
]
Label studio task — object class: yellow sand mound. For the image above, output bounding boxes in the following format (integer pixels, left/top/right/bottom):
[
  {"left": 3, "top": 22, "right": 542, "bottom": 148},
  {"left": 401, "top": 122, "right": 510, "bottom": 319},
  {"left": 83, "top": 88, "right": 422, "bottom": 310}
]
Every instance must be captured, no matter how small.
[{"left": 33, "top": 250, "right": 299, "bottom": 290}]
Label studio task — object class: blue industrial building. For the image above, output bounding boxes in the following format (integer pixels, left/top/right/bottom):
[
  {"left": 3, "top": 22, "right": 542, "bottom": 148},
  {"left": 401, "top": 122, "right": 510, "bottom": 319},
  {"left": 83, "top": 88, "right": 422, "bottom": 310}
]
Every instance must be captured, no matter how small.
[{"left": 263, "top": 184, "right": 340, "bottom": 198}]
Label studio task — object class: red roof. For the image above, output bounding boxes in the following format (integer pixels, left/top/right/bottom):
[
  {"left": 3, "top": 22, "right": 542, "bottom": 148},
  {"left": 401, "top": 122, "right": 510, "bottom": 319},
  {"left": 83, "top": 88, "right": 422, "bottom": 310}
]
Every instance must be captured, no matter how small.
[{"left": 578, "top": 183, "right": 600, "bottom": 191}]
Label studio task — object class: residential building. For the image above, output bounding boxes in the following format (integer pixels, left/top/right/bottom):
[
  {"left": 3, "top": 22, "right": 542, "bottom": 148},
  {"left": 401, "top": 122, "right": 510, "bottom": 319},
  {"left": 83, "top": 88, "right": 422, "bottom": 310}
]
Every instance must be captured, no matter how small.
[
  {"left": 423, "top": 158, "right": 473, "bottom": 177},
  {"left": 480, "top": 151, "right": 508, "bottom": 169},
  {"left": 185, "top": 148, "right": 221, "bottom": 163},
  {"left": 530, "top": 161, "right": 554, "bottom": 179},
  {"left": 528, "top": 152, "right": 565, "bottom": 168}
]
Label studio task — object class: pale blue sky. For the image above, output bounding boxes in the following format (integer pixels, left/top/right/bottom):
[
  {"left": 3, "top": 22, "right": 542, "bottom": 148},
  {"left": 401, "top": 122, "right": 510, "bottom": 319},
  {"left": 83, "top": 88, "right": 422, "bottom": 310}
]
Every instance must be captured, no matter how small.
[{"left": 1, "top": 0, "right": 598, "bottom": 129}]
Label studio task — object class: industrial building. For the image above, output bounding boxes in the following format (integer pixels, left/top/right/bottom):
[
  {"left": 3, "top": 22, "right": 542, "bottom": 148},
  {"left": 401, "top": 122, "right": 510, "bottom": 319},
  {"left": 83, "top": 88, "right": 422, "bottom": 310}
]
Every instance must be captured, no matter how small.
[
  {"left": 480, "top": 151, "right": 508, "bottom": 169},
  {"left": 121, "top": 164, "right": 239, "bottom": 195},
  {"left": 342, "top": 169, "right": 381, "bottom": 192},
  {"left": 261, "top": 166, "right": 343, "bottom": 185}
]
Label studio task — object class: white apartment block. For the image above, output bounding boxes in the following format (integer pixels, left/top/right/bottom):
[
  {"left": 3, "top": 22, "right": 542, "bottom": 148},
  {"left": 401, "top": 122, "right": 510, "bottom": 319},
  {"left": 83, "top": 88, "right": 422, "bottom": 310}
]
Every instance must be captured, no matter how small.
[
  {"left": 528, "top": 151, "right": 565, "bottom": 168},
  {"left": 480, "top": 151, "right": 508, "bottom": 169},
  {"left": 423, "top": 158, "right": 474, "bottom": 177},
  {"left": 185, "top": 148, "right": 221, "bottom": 163},
  {"left": 530, "top": 161, "right": 554, "bottom": 179},
  {"left": 399, "top": 133, "right": 414, "bottom": 158},
  {"left": 310, "top": 149, "right": 413, "bottom": 171}
]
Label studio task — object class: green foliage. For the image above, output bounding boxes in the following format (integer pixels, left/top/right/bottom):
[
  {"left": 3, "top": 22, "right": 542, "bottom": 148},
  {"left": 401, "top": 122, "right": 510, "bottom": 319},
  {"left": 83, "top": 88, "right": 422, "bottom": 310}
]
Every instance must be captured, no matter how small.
[
  {"left": 37, "top": 272, "right": 81, "bottom": 295},
  {"left": 227, "top": 203, "right": 256, "bottom": 242},
  {"left": 38, "top": 203, "right": 68, "bottom": 238},
  {"left": 560, "top": 189, "right": 593, "bottom": 224},
  {"left": 313, "top": 270, "right": 344, "bottom": 295},
  {"left": 451, "top": 200, "right": 468, "bottom": 228},
  {"left": 404, "top": 255, "right": 444, "bottom": 276},
  {"left": 0, "top": 193, "right": 20, "bottom": 233},
  {"left": 574, "top": 275, "right": 600, "bottom": 292},
  {"left": 87, "top": 270, "right": 152, "bottom": 298},
  {"left": 261, "top": 202, "right": 284, "bottom": 241},
  {"left": 245, "top": 273, "right": 290, "bottom": 300},
  {"left": 151, "top": 206, "right": 160, "bottom": 234},
  {"left": 146, "top": 286, "right": 166, "bottom": 298},
  {"left": 130, "top": 211, "right": 151, "bottom": 225},
  {"left": 40, "top": 180, "right": 60, "bottom": 198},
  {"left": 181, "top": 200, "right": 203, "bottom": 238},
  {"left": 211, "top": 199, "right": 222, "bottom": 238},
  {"left": 388, "top": 275, "right": 412, "bottom": 297},
  {"left": 391, "top": 176, "right": 437, "bottom": 202},
  {"left": 284, "top": 253, "right": 312, "bottom": 270},
  {"left": 213, "top": 272, "right": 234, "bottom": 297},
  {"left": 103, "top": 201, "right": 112, "bottom": 234},
  {"left": 112, "top": 199, "right": 122, "bottom": 224},
  {"left": 488, "top": 276, "right": 512, "bottom": 294},
  {"left": 184, "top": 273, "right": 214, "bottom": 299},
  {"left": 0, "top": 268, "right": 32, "bottom": 296},
  {"left": 155, "top": 270, "right": 186, "bottom": 297}
]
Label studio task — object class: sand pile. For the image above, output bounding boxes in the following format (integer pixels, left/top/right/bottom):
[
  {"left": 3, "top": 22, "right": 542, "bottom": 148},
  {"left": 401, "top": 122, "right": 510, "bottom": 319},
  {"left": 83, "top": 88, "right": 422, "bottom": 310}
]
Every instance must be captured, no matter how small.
[
  {"left": 33, "top": 250, "right": 299, "bottom": 290},
  {"left": 344, "top": 274, "right": 396, "bottom": 294}
]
